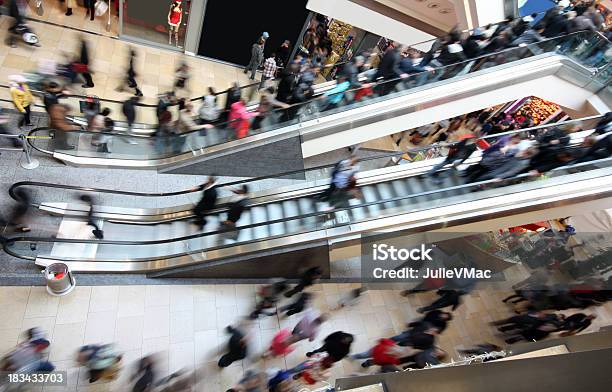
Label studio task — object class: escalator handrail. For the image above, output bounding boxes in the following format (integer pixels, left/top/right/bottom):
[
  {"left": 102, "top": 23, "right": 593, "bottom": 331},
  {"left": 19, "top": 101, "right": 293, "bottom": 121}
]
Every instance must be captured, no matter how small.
[
  {"left": 25, "top": 30, "right": 609, "bottom": 144},
  {"left": 4, "top": 155, "right": 611, "bottom": 259},
  {"left": 14, "top": 115, "right": 604, "bottom": 206}
]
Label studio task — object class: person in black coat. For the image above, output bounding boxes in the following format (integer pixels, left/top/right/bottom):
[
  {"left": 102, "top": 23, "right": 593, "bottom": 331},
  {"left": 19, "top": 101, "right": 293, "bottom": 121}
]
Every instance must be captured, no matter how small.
[
  {"left": 120, "top": 49, "right": 143, "bottom": 97},
  {"left": 285, "top": 266, "right": 323, "bottom": 297},
  {"left": 78, "top": 37, "right": 94, "bottom": 88},
  {"left": 542, "top": 12, "right": 571, "bottom": 38},
  {"left": 417, "top": 289, "right": 465, "bottom": 313},
  {"left": 218, "top": 324, "right": 249, "bottom": 368},
  {"left": 375, "top": 42, "right": 405, "bottom": 95},
  {"left": 193, "top": 176, "right": 218, "bottom": 229},
  {"left": 306, "top": 331, "right": 354, "bottom": 362},
  {"left": 276, "top": 63, "right": 299, "bottom": 104},
  {"left": 220, "top": 82, "right": 241, "bottom": 123},
  {"left": 462, "top": 33, "right": 486, "bottom": 59},
  {"left": 280, "top": 292, "right": 312, "bottom": 317},
  {"left": 122, "top": 96, "right": 140, "bottom": 131},
  {"left": 276, "top": 40, "right": 292, "bottom": 68}
]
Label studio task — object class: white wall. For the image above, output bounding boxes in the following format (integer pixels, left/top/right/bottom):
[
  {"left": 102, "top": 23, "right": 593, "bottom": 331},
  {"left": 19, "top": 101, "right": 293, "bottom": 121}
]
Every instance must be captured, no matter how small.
[
  {"left": 306, "top": 0, "right": 436, "bottom": 47},
  {"left": 473, "top": 0, "right": 506, "bottom": 26}
]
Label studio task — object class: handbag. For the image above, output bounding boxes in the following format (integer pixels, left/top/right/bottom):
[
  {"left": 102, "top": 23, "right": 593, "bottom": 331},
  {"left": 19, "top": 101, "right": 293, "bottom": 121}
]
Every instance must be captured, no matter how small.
[
  {"left": 72, "top": 63, "right": 89, "bottom": 73},
  {"left": 94, "top": 0, "right": 108, "bottom": 17}
]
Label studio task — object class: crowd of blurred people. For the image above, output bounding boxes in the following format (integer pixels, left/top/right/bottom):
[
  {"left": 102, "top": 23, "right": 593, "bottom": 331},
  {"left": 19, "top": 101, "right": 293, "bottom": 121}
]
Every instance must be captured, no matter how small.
[
  {"left": 1, "top": 0, "right": 609, "bottom": 154},
  {"left": 1, "top": 261, "right": 609, "bottom": 391}
]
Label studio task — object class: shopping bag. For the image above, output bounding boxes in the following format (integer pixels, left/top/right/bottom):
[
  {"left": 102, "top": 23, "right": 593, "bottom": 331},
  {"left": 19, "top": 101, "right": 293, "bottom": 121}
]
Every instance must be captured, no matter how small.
[{"left": 95, "top": 0, "right": 109, "bottom": 17}]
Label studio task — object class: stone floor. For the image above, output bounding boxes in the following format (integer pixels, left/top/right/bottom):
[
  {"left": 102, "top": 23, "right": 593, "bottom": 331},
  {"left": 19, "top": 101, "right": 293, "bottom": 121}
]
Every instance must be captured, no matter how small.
[{"left": 0, "top": 283, "right": 610, "bottom": 392}]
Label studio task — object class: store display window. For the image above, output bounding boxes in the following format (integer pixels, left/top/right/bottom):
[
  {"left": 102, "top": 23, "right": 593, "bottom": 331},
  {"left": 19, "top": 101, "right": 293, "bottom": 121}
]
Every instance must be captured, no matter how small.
[{"left": 121, "top": 0, "right": 191, "bottom": 49}]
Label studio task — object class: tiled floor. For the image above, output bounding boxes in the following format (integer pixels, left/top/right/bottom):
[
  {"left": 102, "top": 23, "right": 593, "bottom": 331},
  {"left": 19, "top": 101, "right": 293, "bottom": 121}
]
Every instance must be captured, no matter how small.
[
  {"left": 0, "top": 2, "right": 258, "bottom": 123},
  {"left": 0, "top": 283, "right": 610, "bottom": 391}
]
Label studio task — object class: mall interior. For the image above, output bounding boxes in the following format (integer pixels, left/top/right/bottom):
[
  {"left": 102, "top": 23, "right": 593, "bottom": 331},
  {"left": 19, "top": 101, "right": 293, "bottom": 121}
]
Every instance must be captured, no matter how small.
[{"left": 0, "top": 0, "right": 611, "bottom": 391}]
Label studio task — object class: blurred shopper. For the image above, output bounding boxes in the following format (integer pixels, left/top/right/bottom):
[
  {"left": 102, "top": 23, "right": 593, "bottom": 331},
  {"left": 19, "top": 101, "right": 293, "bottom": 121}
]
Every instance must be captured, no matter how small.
[
  {"left": 221, "top": 185, "right": 250, "bottom": 228},
  {"left": 292, "top": 310, "right": 328, "bottom": 343},
  {"left": 77, "top": 344, "right": 123, "bottom": 383},
  {"left": 276, "top": 40, "right": 292, "bottom": 68},
  {"left": 0, "top": 105, "right": 21, "bottom": 148},
  {"left": 1, "top": 188, "right": 31, "bottom": 233},
  {"left": 417, "top": 289, "right": 465, "bottom": 313},
  {"left": 228, "top": 99, "right": 256, "bottom": 139},
  {"left": 122, "top": 95, "right": 141, "bottom": 132},
  {"left": 89, "top": 107, "right": 112, "bottom": 153},
  {"left": 130, "top": 355, "right": 157, "bottom": 392},
  {"left": 198, "top": 87, "right": 220, "bottom": 124},
  {"left": 65, "top": 0, "right": 76, "bottom": 16},
  {"left": 43, "top": 82, "right": 67, "bottom": 113},
  {"left": 261, "top": 53, "right": 278, "bottom": 88},
  {"left": 280, "top": 292, "right": 312, "bottom": 317},
  {"left": 9, "top": 75, "right": 34, "bottom": 129},
  {"left": 306, "top": 331, "right": 354, "bottom": 362},
  {"left": 1, "top": 328, "right": 54, "bottom": 373},
  {"left": 49, "top": 103, "right": 80, "bottom": 150},
  {"left": 285, "top": 266, "right": 323, "bottom": 298},
  {"left": 250, "top": 279, "right": 289, "bottom": 319},
  {"left": 227, "top": 369, "right": 267, "bottom": 392},
  {"left": 117, "top": 49, "right": 143, "bottom": 97},
  {"left": 192, "top": 175, "right": 218, "bottom": 229},
  {"left": 558, "top": 313, "right": 596, "bottom": 336},
  {"left": 175, "top": 61, "right": 191, "bottom": 94},
  {"left": 74, "top": 36, "right": 94, "bottom": 88},
  {"left": 218, "top": 323, "right": 250, "bottom": 368},
  {"left": 79, "top": 194, "right": 104, "bottom": 239}
]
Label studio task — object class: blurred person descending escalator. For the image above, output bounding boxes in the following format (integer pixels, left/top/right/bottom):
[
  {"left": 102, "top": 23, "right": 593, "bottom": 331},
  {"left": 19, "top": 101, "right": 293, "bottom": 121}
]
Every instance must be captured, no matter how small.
[
  {"left": 79, "top": 194, "right": 104, "bottom": 239},
  {"left": 221, "top": 185, "right": 250, "bottom": 229},
  {"left": 316, "top": 156, "right": 360, "bottom": 209},
  {"left": 192, "top": 175, "right": 218, "bottom": 229},
  {"left": 1, "top": 188, "right": 31, "bottom": 233}
]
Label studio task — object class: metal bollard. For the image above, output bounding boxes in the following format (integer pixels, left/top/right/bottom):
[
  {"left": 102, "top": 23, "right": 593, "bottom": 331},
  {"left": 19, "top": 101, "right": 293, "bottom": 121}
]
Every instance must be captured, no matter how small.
[
  {"left": 42, "top": 263, "right": 76, "bottom": 296},
  {"left": 19, "top": 134, "right": 39, "bottom": 170}
]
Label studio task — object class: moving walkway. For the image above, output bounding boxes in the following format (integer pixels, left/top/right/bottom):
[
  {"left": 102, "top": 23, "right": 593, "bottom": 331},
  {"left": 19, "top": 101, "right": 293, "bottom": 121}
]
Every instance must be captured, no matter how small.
[
  {"left": 4, "top": 116, "right": 611, "bottom": 276},
  {"left": 25, "top": 31, "right": 612, "bottom": 172}
]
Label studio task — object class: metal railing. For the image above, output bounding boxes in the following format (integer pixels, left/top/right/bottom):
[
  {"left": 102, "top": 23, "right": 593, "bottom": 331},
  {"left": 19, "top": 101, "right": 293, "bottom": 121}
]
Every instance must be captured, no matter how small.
[{"left": 0, "top": 133, "right": 50, "bottom": 170}]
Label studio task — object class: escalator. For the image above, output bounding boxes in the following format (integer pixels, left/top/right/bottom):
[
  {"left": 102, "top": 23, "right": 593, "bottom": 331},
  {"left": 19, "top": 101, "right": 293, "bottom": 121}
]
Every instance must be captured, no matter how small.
[
  {"left": 25, "top": 31, "right": 611, "bottom": 174},
  {"left": 4, "top": 116, "right": 611, "bottom": 276}
]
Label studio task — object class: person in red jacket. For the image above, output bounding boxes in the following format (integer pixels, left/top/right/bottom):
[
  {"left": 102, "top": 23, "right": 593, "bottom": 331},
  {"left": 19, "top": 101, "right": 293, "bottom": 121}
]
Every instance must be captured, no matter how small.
[
  {"left": 228, "top": 99, "right": 257, "bottom": 139},
  {"left": 351, "top": 338, "right": 410, "bottom": 372}
]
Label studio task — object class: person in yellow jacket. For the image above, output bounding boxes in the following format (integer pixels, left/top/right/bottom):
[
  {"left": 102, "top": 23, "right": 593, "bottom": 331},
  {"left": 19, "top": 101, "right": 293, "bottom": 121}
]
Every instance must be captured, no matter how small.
[{"left": 9, "top": 75, "right": 34, "bottom": 128}]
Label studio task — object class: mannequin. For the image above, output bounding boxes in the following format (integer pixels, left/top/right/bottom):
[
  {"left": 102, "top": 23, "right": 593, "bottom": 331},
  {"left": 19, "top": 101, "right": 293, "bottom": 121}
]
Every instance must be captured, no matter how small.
[{"left": 167, "top": 0, "right": 183, "bottom": 46}]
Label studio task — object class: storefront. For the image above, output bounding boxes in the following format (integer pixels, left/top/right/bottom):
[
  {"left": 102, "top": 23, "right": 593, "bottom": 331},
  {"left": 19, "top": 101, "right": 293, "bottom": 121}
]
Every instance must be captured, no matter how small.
[
  {"left": 196, "top": 0, "right": 310, "bottom": 67},
  {"left": 118, "top": 0, "right": 191, "bottom": 49}
]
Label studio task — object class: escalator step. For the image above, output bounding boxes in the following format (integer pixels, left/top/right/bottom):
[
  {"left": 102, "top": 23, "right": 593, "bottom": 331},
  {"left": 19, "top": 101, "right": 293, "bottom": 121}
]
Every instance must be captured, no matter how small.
[{"left": 376, "top": 182, "right": 397, "bottom": 209}]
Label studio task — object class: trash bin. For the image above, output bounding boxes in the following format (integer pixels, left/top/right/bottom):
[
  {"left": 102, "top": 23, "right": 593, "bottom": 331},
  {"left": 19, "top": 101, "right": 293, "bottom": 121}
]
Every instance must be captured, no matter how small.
[{"left": 42, "top": 263, "right": 76, "bottom": 296}]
